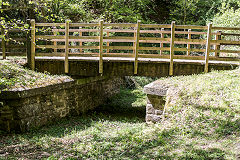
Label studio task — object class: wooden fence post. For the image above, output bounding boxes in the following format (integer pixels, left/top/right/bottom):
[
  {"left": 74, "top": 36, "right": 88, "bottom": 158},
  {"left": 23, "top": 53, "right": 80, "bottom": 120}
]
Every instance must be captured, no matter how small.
[
  {"left": 204, "top": 23, "right": 212, "bottom": 73},
  {"left": 133, "top": 31, "right": 136, "bottom": 55},
  {"left": 79, "top": 27, "right": 82, "bottom": 53},
  {"left": 30, "top": 19, "right": 35, "bottom": 70},
  {"left": 1, "top": 26, "right": 6, "bottom": 59},
  {"left": 53, "top": 26, "right": 57, "bottom": 54},
  {"left": 160, "top": 28, "right": 164, "bottom": 55},
  {"left": 169, "top": 21, "right": 175, "bottom": 76},
  {"left": 187, "top": 29, "right": 191, "bottom": 56},
  {"left": 65, "top": 20, "right": 70, "bottom": 74},
  {"left": 107, "top": 31, "right": 110, "bottom": 53},
  {"left": 134, "top": 20, "right": 141, "bottom": 75},
  {"left": 214, "top": 31, "right": 221, "bottom": 57},
  {"left": 26, "top": 19, "right": 31, "bottom": 67},
  {"left": 99, "top": 20, "right": 104, "bottom": 74}
]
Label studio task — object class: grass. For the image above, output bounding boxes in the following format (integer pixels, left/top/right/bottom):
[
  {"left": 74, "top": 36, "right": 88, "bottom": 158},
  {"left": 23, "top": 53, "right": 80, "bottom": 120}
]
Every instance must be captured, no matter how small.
[
  {"left": 0, "top": 57, "right": 72, "bottom": 91},
  {"left": 0, "top": 67, "right": 239, "bottom": 159}
]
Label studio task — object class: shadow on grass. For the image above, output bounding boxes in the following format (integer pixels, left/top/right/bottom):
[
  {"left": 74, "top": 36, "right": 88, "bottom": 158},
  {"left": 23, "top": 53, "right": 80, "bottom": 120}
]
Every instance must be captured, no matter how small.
[
  {"left": 0, "top": 87, "right": 146, "bottom": 137},
  {"left": 1, "top": 87, "right": 235, "bottom": 159},
  {"left": 0, "top": 88, "right": 148, "bottom": 159}
]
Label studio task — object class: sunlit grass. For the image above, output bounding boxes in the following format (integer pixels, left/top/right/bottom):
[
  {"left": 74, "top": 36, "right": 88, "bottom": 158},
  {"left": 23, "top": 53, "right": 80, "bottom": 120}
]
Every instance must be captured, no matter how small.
[
  {"left": 0, "top": 67, "right": 239, "bottom": 159},
  {"left": 0, "top": 57, "right": 72, "bottom": 91}
]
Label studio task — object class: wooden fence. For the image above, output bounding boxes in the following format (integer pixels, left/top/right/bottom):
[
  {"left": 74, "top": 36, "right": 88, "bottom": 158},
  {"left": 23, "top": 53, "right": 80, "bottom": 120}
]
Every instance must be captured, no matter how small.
[
  {"left": 0, "top": 27, "right": 28, "bottom": 58},
  {"left": 1, "top": 20, "right": 240, "bottom": 75}
]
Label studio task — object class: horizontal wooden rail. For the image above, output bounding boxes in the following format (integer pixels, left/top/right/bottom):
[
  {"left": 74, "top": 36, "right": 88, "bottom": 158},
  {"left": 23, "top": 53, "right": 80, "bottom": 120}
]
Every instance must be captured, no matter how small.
[
  {"left": 221, "top": 33, "right": 240, "bottom": 36},
  {"left": 70, "top": 23, "right": 99, "bottom": 27},
  {"left": 36, "top": 35, "right": 65, "bottom": 39},
  {"left": 175, "top": 25, "right": 208, "bottom": 30},
  {"left": 35, "top": 23, "right": 65, "bottom": 27},
  {"left": 212, "top": 40, "right": 240, "bottom": 45},
  {"left": 2, "top": 20, "right": 239, "bottom": 75},
  {"left": 104, "top": 29, "right": 135, "bottom": 33},
  {"left": 36, "top": 45, "right": 65, "bottom": 49},
  {"left": 103, "top": 23, "right": 136, "bottom": 27},
  {"left": 69, "top": 36, "right": 99, "bottom": 39},
  {"left": 36, "top": 53, "right": 65, "bottom": 57},
  {"left": 141, "top": 24, "right": 171, "bottom": 28},
  {"left": 212, "top": 26, "right": 240, "bottom": 31},
  {"left": 139, "top": 30, "right": 219, "bottom": 35},
  {"left": 219, "top": 50, "right": 240, "bottom": 54},
  {"left": 175, "top": 38, "right": 206, "bottom": 44}
]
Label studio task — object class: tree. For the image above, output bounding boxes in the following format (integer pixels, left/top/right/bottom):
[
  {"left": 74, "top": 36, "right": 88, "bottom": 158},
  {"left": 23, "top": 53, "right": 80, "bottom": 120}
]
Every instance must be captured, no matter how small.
[
  {"left": 212, "top": 0, "right": 240, "bottom": 27},
  {"left": 170, "top": 0, "right": 221, "bottom": 25}
]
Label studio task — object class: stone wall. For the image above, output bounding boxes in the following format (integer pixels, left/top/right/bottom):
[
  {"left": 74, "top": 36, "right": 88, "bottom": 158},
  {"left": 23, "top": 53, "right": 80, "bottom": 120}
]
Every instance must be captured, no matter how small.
[{"left": 0, "top": 76, "right": 124, "bottom": 132}]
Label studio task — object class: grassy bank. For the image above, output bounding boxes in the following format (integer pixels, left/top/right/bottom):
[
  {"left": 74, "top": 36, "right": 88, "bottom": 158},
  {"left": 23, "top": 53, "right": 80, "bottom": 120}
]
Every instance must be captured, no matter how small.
[
  {"left": 0, "top": 57, "right": 72, "bottom": 91},
  {"left": 0, "top": 67, "right": 239, "bottom": 159}
]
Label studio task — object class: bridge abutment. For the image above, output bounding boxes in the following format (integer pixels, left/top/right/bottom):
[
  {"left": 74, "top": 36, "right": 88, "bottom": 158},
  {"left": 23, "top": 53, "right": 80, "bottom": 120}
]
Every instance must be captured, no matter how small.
[
  {"left": 0, "top": 76, "right": 124, "bottom": 132},
  {"left": 144, "top": 80, "right": 170, "bottom": 123}
]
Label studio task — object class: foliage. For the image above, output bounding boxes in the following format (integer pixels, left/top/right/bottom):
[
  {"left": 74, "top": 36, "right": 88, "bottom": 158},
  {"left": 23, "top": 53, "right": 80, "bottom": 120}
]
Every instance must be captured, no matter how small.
[
  {"left": 213, "top": 5, "right": 240, "bottom": 27},
  {"left": 212, "top": 1, "right": 240, "bottom": 53},
  {"left": 64, "top": 0, "right": 153, "bottom": 23},
  {"left": 126, "top": 76, "right": 158, "bottom": 88},
  {"left": 0, "top": 0, "right": 232, "bottom": 26},
  {"left": 0, "top": 0, "right": 67, "bottom": 22},
  {"left": 170, "top": 0, "right": 221, "bottom": 25},
  {"left": 218, "top": 0, "right": 240, "bottom": 12}
]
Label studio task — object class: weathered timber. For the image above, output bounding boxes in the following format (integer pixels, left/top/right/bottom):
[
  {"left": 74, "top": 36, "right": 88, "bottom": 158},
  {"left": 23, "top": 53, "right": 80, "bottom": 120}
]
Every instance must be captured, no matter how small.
[
  {"left": 26, "top": 19, "right": 31, "bottom": 66},
  {"left": 134, "top": 20, "right": 141, "bottom": 74},
  {"left": 160, "top": 28, "right": 164, "bottom": 55},
  {"left": 169, "top": 21, "right": 176, "bottom": 75},
  {"left": 65, "top": 20, "right": 70, "bottom": 73},
  {"left": 107, "top": 32, "right": 110, "bottom": 53},
  {"left": 187, "top": 29, "right": 191, "bottom": 56},
  {"left": 215, "top": 31, "right": 221, "bottom": 57},
  {"left": 30, "top": 19, "right": 35, "bottom": 70},
  {"left": 99, "top": 20, "right": 104, "bottom": 74},
  {"left": 1, "top": 26, "right": 6, "bottom": 59},
  {"left": 35, "top": 57, "right": 239, "bottom": 77},
  {"left": 205, "top": 23, "right": 212, "bottom": 73},
  {"left": 35, "top": 23, "right": 65, "bottom": 27},
  {"left": 3, "top": 20, "right": 240, "bottom": 74}
]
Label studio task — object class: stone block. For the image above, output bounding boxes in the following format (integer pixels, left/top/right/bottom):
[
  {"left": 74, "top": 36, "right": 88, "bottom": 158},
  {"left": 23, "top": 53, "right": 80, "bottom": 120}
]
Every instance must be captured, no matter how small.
[
  {"left": 144, "top": 81, "right": 169, "bottom": 96},
  {"left": 146, "top": 114, "right": 162, "bottom": 123},
  {"left": 155, "top": 109, "right": 163, "bottom": 115},
  {"left": 146, "top": 104, "right": 155, "bottom": 114},
  {"left": 144, "top": 79, "right": 170, "bottom": 123}
]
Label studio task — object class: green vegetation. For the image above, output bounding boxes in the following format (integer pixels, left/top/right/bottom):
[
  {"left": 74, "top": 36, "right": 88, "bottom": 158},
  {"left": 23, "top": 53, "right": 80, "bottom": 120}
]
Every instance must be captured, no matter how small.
[
  {"left": 1, "top": 0, "right": 240, "bottom": 159},
  {"left": 0, "top": 57, "right": 72, "bottom": 91},
  {"left": 1, "top": 0, "right": 239, "bottom": 29},
  {"left": 0, "top": 68, "right": 239, "bottom": 159},
  {"left": 213, "top": 0, "right": 240, "bottom": 27}
]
